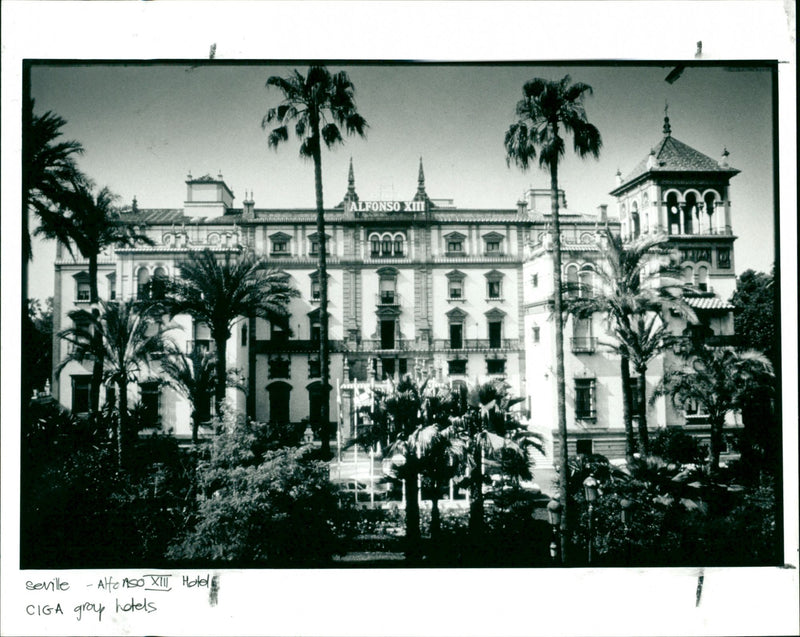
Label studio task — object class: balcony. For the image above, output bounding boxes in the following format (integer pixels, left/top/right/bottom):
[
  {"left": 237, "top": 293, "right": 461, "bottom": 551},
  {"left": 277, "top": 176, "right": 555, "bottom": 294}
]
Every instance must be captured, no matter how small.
[
  {"left": 255, "top": 339, "right": 345, "bottom": 354},
  {"left": 571, "top": 337, "right": 598, "bottom": 353},
  {"left": 376, "top": 292, "right": 401, "bottom": 307},
  {"left": 359, "top": 338, "right": 415, "bottom": 353},
  {"left": 433, "top": 338, "right": 521, "bottom": 352}
]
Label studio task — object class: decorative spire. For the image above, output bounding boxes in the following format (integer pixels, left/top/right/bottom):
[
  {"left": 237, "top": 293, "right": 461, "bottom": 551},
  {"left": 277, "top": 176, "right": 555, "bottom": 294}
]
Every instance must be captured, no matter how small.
[
  {"left": 343, "top": 157, "right": 359, "bottom": 204},
  {"left": 131, "top": 195, "right": 139, "bottom": 213},
  {"left": 663, "top": 102, "right": 672, "bottom": 136},
  {"left": 414, "top": 156, "right": 428, "bottom": 202}
]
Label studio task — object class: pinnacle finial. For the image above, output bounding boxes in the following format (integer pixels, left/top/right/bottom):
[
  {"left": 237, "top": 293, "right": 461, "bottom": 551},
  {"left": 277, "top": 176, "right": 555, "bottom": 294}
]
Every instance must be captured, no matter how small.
[
  {"left": 348, "top": 156, "right": 355, "bottom": 187},
  {"left": 418, "top": 156, "right": 425, "bottom": 185},
  {"left": 663, "top": 102, "right": 672, "bottom": 136},
  {"left": 414, "top": 157, "right": 428, "bottom": 202}
]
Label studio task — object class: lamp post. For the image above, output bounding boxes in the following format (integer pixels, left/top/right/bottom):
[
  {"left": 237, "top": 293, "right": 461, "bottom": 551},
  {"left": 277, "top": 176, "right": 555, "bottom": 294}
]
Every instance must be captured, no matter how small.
[
  {"left": 620, "top": 498, "right": 633, "bottom": 565},
  {"left": 547, "top": 497, "right": 563, "bottom": 563},
  {"left": 583, "top": 476, "right": 599, "bottom": 564}
]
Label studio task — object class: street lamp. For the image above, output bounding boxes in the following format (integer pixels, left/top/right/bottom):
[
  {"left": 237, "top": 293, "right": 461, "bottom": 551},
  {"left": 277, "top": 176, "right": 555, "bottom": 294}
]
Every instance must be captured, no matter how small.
[
  {"left": 583, "top": 476, "right": 599, "bottom": 564},
  {"left": 547, "top": 497, "right": 562, "bottom": 563},
  {"left": 620, "top": 498, "right": 633, "bottom": 565}
]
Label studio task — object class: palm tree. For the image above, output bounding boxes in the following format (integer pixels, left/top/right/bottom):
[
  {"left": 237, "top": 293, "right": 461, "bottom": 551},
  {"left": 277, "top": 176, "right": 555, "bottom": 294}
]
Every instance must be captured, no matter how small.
[
  {"left": 165, "top": 249, "right": 298, "bottom": 417},
  {"left": 38, "top": 176, "right": 154, "bottom": 413},
  {"left": 452, "top": 382, "right": 544, "bottom": 539},
  {"left": 653, "top": 346, "right": 774, "bottom": 473},
  {"left": 23, "top": 97, "right": 84, "bottom": 262},
  {"left": 263, "top": 65, "right": 368, "bottom": 458},
  {"left": 57, "top": 299, "right": 173, "bottom": 469},
  {"left": 504, "top": 75, "right": 601, "bottom": 562},
  {"left": 160, "top": 350, "right": 217, "bottom": 445},
  {"left": 563, "top": 230, "right": 693, "bottom": 459}
]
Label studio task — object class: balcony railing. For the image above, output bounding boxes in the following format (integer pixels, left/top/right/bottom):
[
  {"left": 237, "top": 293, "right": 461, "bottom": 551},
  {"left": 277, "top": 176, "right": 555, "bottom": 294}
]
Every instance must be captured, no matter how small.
[
  {"left": 255, "top": 339, "right": 345, "bottom": 354},
  {"left": 571, "top": 337, "right": 598, "bottom": 353},
  {"left": 360, "top": 338, "right": 415, "bottom": 352},
  {"left": 433, "top": 338, "right": 521, "bottom": 352},
  {"left": 376, "top": 292, "right": 402, "bottom": 307}
]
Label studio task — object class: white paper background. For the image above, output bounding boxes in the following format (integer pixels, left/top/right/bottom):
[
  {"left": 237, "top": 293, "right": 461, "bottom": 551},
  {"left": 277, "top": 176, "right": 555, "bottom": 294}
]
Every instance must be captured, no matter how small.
[{"left": 2, "top": 2, "right": 797, "bottom": 636}]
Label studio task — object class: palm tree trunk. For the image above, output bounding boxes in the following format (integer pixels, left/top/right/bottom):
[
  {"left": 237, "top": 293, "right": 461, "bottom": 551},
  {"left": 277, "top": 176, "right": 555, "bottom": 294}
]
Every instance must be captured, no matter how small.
[
  {"left": 214, "top": 333, "right": 227, "bottom": 419},
  {"left": 117, "top": 376, "right": 127, "bottom": 470},
  {"left": 636, "top": 368, "right": 649, "bottom": 454},
  {"left": 550, "top": 156, "right": 569, "bottom": 564},
  {"left": 469, "top": 443, "right": 484, "bottom": 538},
  {"left": 311, "top": 123, "right": 332, "bottom": 459},
  {"left": 405, "top": 468, "right": 421, "bottom": 560},
  {"left": 620, "top": 354, "right": 635, "bottom": 462},
  {"left": 191, "top": 409, "right": 199, "bottom": 445},
  {"left": 89, "top": 253, "right": 103, "bottom": 414},
  {"left": 430, "top": 486, "right": 441, "bottom": 545},
  {"left": 709, "top": 415, "right": 723, "bottom": 474}
]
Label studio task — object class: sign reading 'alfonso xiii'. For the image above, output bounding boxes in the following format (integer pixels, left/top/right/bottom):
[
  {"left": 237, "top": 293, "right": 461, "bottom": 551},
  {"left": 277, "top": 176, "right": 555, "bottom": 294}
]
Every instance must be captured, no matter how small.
[{"left": 348, "top": 200, "right": 426, "bottom": 213}]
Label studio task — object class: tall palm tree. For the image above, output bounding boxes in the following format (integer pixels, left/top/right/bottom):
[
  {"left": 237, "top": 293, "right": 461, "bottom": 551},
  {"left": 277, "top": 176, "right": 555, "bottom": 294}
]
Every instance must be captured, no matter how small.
[
  {"left": 23, "top": 97, "right": 84, "bottom": 262},
  {"left": 504, "top": 75, "right": 602, "bottom": 562},
  {"left": 653, "top": 346, "right": 774, "bottom": 473},
  {"left": 563, "top": 230, "right": 693, "bottom": 459},
  {"left": 263, "top": 66, "right": 368, "bottom": 458},
  {"left": 452, "top": 382, "right": 544, "bottom": 539},
  {"left": 160, "top": 350, "right": 217, "bottom": 445},
  {"left": 57, "top": 299, "right": 173, "bottom": 469},
  {"left": 166, "top": 249, "right": 298, "bottom": 417},
  {"left": 38, "top": 176, "right": 154, "bottom": 413}
]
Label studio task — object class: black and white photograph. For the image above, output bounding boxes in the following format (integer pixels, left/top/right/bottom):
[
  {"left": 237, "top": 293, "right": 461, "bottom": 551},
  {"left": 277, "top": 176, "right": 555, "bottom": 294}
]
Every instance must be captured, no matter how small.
[{"left": 2, "top": 2, "right": 797, "bottom": 636}]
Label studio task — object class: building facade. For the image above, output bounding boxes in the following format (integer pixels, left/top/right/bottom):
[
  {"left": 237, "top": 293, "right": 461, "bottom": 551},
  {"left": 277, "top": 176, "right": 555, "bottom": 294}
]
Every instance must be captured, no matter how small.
[{"left": 51, "top": 118, "right": 741, "bottom": 459}]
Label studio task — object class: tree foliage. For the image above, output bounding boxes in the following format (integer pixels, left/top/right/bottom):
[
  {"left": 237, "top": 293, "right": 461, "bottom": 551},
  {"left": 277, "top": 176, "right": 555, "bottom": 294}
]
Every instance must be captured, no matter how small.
[{"left": 730, "top": 266, "right": 777, "bottom": 364}]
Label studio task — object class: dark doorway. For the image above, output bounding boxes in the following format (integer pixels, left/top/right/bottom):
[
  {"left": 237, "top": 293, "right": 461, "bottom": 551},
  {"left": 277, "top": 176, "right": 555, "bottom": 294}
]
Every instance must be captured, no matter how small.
[
  {"left": 380, "top": 320, "right": 395, "bottom": 349},
  {"left": 449, "top": 323, "right": 463, "bottom": 349}
]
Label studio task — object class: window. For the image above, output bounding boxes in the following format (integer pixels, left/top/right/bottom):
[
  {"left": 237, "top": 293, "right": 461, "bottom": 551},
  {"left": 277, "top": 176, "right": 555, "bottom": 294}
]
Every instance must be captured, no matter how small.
[
  {"left": 371, "top": 239, "right": 380, "bottom": 257},
  {"left": 71, "top": 375, "right": 91, "bottom": 414},
  {"left": 572, "top": 318, "right": 595, "bottom": 353},
  {"left": 532, "top": 273, "right": 538, "bottom": 287},
  {"left": 369, "top": 232, "right": 406, "bottom": 257},
  {"left": 308, "top": 356, "right": 321, "bottom": 378},
  {"left": 565, "top": 264, "right": 579, "bottom": 298},
  {"left": 310, "top": 240, "right": 321, "bottom": 255},
  {"left": 140, "top": 381, "right": 161, "bottom": 428},
  {"left": 486, "top": 359, "right": 506, "bottom": 375},
  {"left": 483, "top": 232, "right": 504, "bottom": 255},
  {"left": 448, "top": 359, "right": 467, "bottom": 375},
  {"left": 309, "top": 234, "right": 330, "bottom": 256},
  {"left": 310, "top": 318, "right": 321, "bottom": 343},
  {"left": 273, "top": 240, "right": 287, "bottom": 253},
  {"left": 575, "top": 378, "right": 596, "bottom": 420},
  {"left": 488, "top": 321, "right": 502, "bottom": 348},
  {"left": 449, "top": 280, "right": 463, "bottom": 299},
  {"left": 380, "top": 320, "right": 395, "bottom": 349},
  {"left": 486, "top": 241, "right": 500, "bottom": 253},
  {"left": 532, "top": 326, "right": 540, "bottom": 344},
  {"left": 137, "top": 268, "right": 151, "bottom": 300},
  {"left": 393, "top": 237, "right": 404, "bottom": 256},
  {"left": 576, "top": 439, "right": 593, "bottom": 455},
  {"left": 488, "top": 281, "right": 501, "bottom": 299},
  {"left": 447, "top": 239, "right": 463, "bottom": 253},
  {"left": 381, "top": 358, "right": 396, "bottom": 380},
  {"left": 449, "top": 323, "right": 463, "bottom": 349},
  {"left": 77, "top": 280, "right": 90, "bottom": 302},
  {"left": 268, "top": 382, "right": 291, "bottom": 423},
  {"left": 241, "top": 324, "right": 248, "bottom": 346},
  {"left": 311, "top": 279, "right": 321, "bottom": 300},
  {"left": 378, "top": 268, "right": 398, "bottom": 304},
  {"left": 107, "top": 273, "right": 116, "bottom": 300},
  {"left": 271, "top": 322, "right": 288, "bottom": 343},
  {"left": 717, "top": 248, "right": 731, "bottom": 269},
  {"left": 270, "top": 233, "right": 291, "bottom": 256},
  {"left": 152, "top": 267, "right": 167, "bottom": 300},
  {"left": 268, "top": 357, "right": 290, "bottom": 379}
]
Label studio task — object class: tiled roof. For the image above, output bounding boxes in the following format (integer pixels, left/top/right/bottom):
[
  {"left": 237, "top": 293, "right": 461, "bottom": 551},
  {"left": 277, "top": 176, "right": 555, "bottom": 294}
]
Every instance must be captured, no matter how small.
[
  {"left": 618, "top": 135, "right": 738, "bottom": 189},
  {"left": 684, "top": 296, "right": 735, "bottom": 311},
  {"left": 119, "top": 209, "right": 242, "bottom": 225}
]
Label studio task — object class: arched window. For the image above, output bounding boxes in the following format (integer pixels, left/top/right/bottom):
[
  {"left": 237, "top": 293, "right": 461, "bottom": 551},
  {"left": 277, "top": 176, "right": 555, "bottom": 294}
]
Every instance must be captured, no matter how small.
[
  {"left": 565, "top": 264, "right": 579, "bottom": 298},
  {"left": 152, "top": 266, "right": 168, "bottom": 299},
  {"left": 631, "top": 202, "right": 640, "bottom": 239},
  {"left": 684, "top": 192, "right": 698, "bottom": 235},
  {"left": 666, "top": 192, "right": 681, "bottom": 236},
  {"left": 137, "top": 268, "right": 151, "bottom": 300},
  {"left": 579, "top": 265, "right": 595, "bottom": 298},
  {"left": 704, "top": 191, "right": 718, "bottom": 234},
  {"left": 697, "top": 266, "right": 709, "bottom": 292},
  {"left": 267, "top": 382, "right": 291, "bottom": 424},
  {"left": 682, "top": 265, "right": 694, "bottom": 285},
  {"left": 393, "top": 233, "right": 405, "bottom": 257}
]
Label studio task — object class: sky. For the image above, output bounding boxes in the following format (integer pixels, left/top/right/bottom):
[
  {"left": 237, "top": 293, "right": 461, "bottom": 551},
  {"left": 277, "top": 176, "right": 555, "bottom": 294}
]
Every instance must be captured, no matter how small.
[{"left": 27, "top": 62, "right": 776, "bottom": 300}]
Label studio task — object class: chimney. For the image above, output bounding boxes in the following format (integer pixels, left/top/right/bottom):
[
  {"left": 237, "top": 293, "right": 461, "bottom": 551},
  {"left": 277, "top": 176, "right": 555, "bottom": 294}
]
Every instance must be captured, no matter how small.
[
  {"left": 242, "top": 190, "right": 255, "bottom": 218},
  {"left": 597, "top": 204, "right": 608, "bottom": 223},
  {"left": 517, "top": 199, "right": 528, "bottom": 216}
]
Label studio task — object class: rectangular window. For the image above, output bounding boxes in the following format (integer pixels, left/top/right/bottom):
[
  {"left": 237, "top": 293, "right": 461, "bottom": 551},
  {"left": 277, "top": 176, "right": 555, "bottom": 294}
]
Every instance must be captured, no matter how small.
[
  {"left": 311, "top": 279, "right": 321, "bottom": 300},
  {"left": 371, "top": 240, "right": 380, "bottom": 257},
  {"left": 449, "top": 323, "right": 463, "bottom": 349},
  {"left": 140, "top": 381, "right": 160, "bottom": 428},
  {"left": 268, "top": 358, "right": 290, "bottom": 379},
  {"left": 398, "top": 358, "right": 407, "bottom": 376},
  {"left": 486, "top": 359, "right": 506, "bottom": 375},
  {"left": 532, "top": 326, "right": 540, "bottom": 344},
  {"left": 272, "top": 240, "right": 288, "bottom": 254},
  {"left": 381, "top": 358, "right": 396, "bottom": 379},
  {"left": 393, "top": 240, "right": 404, "bottom": 257},
  {"left": 575, "top": 379, "right": 596, "bottom": 420},
  {"left": 308, "top": 357, "right": 321, "bottom": 378},
  {"left": 448, "top": 359, "right": 467, "bottom": 375},
  {"left": 71, "top": 375, "right": 91, "bottom": 414},
  {"left": 447, "top": 240, "right": 463, "bottom": 253},
  {"left": 310, "top": 240, "right": 319, "bottom": 255},
  {"left": 487, "top": 280, "right": 502, "bottom": 299},
  {"left": 271, "top": 323, "right": 288, "bottom": 343},
  {"left": 532, "top": 273, "right": 539, "bottom": 287},
  {"left": 717, "top": 248, "right": 731, "bottom": 269},
  {"left": 488, "top": 321, "right": 502, "bottom": 348},
  {"left": 448, "top": 281, "right": 463, "bottom": 299},
  {"left": 241, "top": 325, "right": 248, "bottom": 346},
  {"left": 77, "top": 281, "right": 91, "bottom": 302},
  {"left": 576, "top": 439, "right": 593, "bottom": 455},
  {"left": 310, "top": 321, "right": 321, "bottom": 343},
  {"left": 486, "top": 241, "right": 500, "bottom": 253}
]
